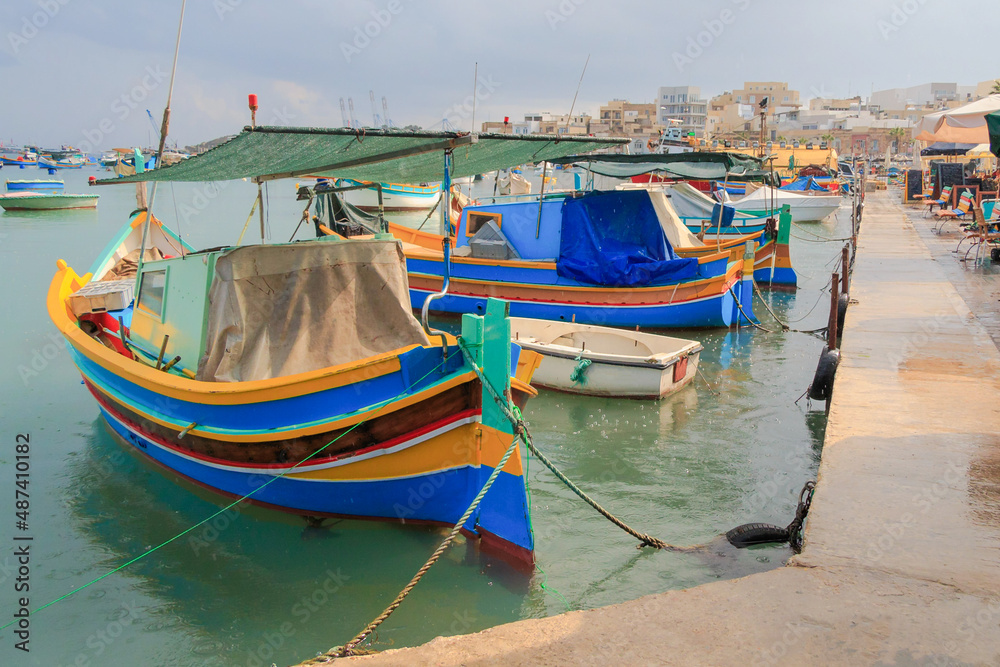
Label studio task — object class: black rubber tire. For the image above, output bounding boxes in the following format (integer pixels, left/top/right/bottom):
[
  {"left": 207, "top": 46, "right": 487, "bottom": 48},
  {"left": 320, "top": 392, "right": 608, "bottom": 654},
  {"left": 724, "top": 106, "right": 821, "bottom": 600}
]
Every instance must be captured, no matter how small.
[
  {"left": 991, "top": 247, "right": 1000, "bottom": 262},
  {"left": 726, "top": 522, "right": 790, "bottom": 548},
  {"left": 808, "top": 348, "right": 840, "bottom": 401},
  {"left": 837, "top": 293, "right": 849, "bottom": 338}
]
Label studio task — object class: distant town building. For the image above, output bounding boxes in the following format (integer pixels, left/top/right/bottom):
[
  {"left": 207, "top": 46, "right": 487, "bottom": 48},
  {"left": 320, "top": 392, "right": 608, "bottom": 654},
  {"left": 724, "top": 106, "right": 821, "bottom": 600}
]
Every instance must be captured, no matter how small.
[
  {"left": 656, "top": 86, "right": 708, "bottom": 138},
  {"left": 808, "top": 96, "right": 862, "bottom": 111},
  {"left": 869, "top": 82, "right": 987, "bottom": 109},
  {"left": 598, "top": 100, "right": 661, "bottom": 141},
  {"left": 481, "top": 112, "right": 593, "bottom": 136},
  {"left": 706, "top": 81, "right": 802, "bottom": 142}
]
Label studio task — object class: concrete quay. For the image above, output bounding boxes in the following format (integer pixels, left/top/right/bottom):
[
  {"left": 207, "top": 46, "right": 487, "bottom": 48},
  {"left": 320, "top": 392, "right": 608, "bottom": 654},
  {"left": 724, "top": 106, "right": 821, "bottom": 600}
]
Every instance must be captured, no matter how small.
[{"left": 326, "top": 191, "right": 1000, "bottom": 666}]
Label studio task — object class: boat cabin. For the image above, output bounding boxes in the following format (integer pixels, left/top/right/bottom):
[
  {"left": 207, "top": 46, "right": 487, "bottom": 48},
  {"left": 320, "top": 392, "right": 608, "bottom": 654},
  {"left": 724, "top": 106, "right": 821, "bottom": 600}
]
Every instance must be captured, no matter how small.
[{"left": 85, "top": 236, "right": 430, "bottom": 383}]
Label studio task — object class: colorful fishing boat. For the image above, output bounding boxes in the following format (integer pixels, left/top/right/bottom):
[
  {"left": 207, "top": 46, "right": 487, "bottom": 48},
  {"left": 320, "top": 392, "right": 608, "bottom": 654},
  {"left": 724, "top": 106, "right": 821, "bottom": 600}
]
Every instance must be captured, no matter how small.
[
  {"left": 621, "top": 181, "right": 771, "bottom": 236},
  {"left": 334, "top": 178, "right": 442, "bottom": 211},
  {"left": 57, "top": 126, "right": 629, "bottom": 567},
  {"left": 6, "top": 179, "right": 65, "bottom": 192},
  {"left": 38, "top": 156, "right": 86, "bottom": 170},
  {"left": 509, "top": 317, "right": 702, "bottom": 399},
  {"left": 1, "top": 155, "right": 38, "bottom": 168},
  {"left": 0, "top": 192, "right": 98, "bottom": 210},
  {"left": 648, "top": 188, "right": 796, "bottom": 287},
  {"left": 379, "top": 188, "right": 758, "bottom": 328}
]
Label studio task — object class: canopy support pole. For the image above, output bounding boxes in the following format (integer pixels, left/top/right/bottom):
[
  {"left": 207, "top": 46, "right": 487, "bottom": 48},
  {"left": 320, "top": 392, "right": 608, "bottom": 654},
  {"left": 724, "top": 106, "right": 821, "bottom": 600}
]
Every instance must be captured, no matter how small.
[
  {"left": 535, "top": 161, "right": 548, "bottom": 238},
  {"left": 421, "top": 149, "right": 454, "bottom": 358},
  {"left": 376, "top": 183, "right": 386, "bottom": 233},
  {"left": 257, "top": 180, "right": 266, "bottom": 243}
]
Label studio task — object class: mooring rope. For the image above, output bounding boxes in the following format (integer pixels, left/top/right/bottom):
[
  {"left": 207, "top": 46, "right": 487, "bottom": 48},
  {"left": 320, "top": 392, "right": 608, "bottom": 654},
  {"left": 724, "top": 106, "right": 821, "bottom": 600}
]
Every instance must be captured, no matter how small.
[
  {"left": 0, "top": 353, "right": 455, "bottom": 632},
  {"left": 308, "top": 429, "right": 523, "bottom": 661},
  {"left": 727, "top": 285, "right": 776, "bottom": 334},
  {"left": 458, "top": 343, "right": 697, "bottom": 553}
]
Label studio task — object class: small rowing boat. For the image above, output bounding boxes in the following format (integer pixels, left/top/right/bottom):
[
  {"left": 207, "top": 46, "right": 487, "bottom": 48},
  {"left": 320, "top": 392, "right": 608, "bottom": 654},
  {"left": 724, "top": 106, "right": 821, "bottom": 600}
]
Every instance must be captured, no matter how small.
[
  {"left": 0, "top": 192, "right": 98, "bottom": 210},
  {"left": 510, "top": 318, "right": 702, "bottom": 399}
]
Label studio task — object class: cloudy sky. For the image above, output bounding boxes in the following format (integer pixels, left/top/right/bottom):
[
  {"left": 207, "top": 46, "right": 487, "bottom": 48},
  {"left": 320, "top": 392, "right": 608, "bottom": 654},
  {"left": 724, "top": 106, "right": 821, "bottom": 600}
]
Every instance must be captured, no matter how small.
[{"left": 1, "top": 0, "right": 996, "bottom": 152}]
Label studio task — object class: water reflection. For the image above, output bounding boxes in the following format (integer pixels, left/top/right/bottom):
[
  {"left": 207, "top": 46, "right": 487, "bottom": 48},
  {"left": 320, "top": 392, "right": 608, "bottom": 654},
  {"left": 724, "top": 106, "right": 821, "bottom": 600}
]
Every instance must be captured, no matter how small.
[{"left": 63, "top": 418, "right": 530, "bottom": 665}]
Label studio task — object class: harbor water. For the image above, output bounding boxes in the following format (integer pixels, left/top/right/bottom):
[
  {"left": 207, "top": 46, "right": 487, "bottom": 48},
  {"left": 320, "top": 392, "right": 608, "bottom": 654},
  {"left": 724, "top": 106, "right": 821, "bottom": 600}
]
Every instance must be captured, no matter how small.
[{"left": 0, "top": 168, "right": 845, "bottom": 665}]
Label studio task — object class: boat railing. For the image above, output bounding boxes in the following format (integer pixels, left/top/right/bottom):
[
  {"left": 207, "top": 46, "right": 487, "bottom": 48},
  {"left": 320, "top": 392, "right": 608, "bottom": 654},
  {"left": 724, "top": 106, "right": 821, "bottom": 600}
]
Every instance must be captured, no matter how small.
[{"left": 474, "top": 190, "right": 578, "bottom": 206}]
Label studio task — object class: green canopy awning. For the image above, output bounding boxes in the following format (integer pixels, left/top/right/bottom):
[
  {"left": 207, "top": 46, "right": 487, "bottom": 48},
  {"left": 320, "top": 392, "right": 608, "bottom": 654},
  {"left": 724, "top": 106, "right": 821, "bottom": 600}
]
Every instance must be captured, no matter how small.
[
  {"left": 988, "top": 111, "right": 1000, "bottom": 157},
  {"left": 94, "top": 127, "right": 629, "bottom": 185},
  {"left": 546, "top": 151, "right": 767, "bottom": 180}
]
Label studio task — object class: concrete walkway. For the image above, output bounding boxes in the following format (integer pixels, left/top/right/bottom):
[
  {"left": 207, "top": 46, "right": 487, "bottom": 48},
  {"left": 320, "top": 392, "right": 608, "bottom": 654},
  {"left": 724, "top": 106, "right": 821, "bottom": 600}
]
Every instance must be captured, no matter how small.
[{"left": 329, "top": 191, "right": 1000, "bottom": 666}]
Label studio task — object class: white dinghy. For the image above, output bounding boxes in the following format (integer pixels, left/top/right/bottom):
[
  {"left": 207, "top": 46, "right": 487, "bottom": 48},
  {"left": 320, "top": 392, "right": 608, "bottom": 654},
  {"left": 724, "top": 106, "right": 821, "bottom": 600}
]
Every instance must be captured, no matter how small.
[{"left": 510, "top": 318, "right": 702, "bottom": 399}]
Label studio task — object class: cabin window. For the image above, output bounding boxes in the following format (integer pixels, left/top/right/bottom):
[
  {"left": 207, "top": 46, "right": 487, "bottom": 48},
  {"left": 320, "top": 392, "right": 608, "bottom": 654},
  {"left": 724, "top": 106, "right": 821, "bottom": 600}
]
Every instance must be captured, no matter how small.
[
  {"left": 137, "top": 269, "right": 166, "bottom": 320},
  {"left": 466, "top": 211, "right": 502, "bottom": 237}
]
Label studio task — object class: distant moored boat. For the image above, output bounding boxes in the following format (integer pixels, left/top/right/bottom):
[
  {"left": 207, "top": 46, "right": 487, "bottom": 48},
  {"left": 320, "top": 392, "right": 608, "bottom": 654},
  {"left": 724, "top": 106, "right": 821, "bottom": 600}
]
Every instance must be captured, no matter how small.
[{"left": 0, "top": 192, "right": 98, "bottom": 210}]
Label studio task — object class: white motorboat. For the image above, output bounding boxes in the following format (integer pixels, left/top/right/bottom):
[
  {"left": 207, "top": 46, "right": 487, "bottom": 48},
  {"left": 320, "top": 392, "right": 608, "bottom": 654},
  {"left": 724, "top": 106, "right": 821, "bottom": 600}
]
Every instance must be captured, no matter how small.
[{"left": 724, "top": 185, "right": 842, "bottom": 223}]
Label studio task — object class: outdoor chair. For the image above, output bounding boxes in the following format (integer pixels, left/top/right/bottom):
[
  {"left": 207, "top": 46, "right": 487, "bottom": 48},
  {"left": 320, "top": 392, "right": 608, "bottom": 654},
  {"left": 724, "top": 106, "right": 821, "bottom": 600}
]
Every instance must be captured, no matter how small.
[
  {"left": 934, "top": 189, "right": 973, "bottom": 232},
  {"left": 926, "top": 185, "right": 953, "bottom": 215}
]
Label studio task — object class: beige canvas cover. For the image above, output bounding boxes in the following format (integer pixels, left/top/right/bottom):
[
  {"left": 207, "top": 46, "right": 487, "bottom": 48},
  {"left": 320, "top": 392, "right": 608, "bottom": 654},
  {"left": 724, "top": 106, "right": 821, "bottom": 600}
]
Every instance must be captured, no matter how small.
[
  {"left": 197, "top": 239, "right": 430, "bottom": 382},
  {"left": 646, "top": 190, "right": 703, "bottom": 248}
]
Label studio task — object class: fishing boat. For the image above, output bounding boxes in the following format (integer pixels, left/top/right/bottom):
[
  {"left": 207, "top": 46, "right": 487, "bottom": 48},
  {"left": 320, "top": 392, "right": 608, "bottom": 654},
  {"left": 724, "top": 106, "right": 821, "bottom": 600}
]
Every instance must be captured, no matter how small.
[
  {"left": 1, "top": 155, "right": 38, "bottom": 168},
  {"left": 647, "top": 188, "right": 796, "bottom": 287},
  {"left": 621, "top": 181, "right": 771, "bottom": 235},
  {"left": 0, "top": 191, "right": 98, "bottom": 210},
  {"left": 550, "top": 152, "right": 780, "bottom": 235},
  {"left": 6, "top": 179, "right": 64, "bottom": 192},
  {"left": 56, "top": 126, "right": 628, "bottom": 567},
  {"left": 38, "top": 156, "right": 86, "bottom": 170},
  {"left": 509, "top": 318, "right": 702, "bottom": 399},
  {"left": 377, "top": 187, "right": 758, "bottom": 328},
  {"left": 334, "top": 178, "right": 442, "bottom": 211}
]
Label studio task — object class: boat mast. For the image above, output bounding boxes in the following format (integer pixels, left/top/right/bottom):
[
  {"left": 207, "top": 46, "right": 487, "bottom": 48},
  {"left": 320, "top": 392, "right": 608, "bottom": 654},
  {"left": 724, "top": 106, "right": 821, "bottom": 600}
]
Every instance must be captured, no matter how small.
[{"left": 136, "top": 0, "right": 187, "bottom": 284}]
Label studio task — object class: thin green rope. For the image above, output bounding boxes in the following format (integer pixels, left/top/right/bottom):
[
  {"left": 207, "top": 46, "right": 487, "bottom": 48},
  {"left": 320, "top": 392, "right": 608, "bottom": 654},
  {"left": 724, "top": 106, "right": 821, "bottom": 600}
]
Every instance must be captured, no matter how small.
[{"left": 0, "top": 354, "right": 453, "bottom": 631}]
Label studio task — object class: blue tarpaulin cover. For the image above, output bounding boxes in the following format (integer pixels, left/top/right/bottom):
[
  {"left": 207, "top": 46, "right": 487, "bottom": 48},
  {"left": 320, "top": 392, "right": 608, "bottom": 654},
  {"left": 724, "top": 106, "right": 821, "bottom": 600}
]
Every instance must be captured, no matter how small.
[
  {"left": 781, "top": 176, "right": 828, "bottom": 191},
  {"left": 556, "top": 190, "right": 698, "bottom": 286}
]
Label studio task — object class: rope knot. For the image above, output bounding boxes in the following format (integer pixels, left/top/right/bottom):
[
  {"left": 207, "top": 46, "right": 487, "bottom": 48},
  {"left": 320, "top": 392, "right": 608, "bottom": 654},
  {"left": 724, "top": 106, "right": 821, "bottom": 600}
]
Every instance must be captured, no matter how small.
[{"left": 638, "top": 535, "right": 667, "bottom": 550}]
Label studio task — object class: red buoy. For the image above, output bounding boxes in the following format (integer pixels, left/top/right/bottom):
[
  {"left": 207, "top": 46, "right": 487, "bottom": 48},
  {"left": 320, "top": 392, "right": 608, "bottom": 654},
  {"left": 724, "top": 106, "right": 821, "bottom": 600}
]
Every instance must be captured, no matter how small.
[{"left": 248, "top": 94, "right": 258, "bottom": 110}]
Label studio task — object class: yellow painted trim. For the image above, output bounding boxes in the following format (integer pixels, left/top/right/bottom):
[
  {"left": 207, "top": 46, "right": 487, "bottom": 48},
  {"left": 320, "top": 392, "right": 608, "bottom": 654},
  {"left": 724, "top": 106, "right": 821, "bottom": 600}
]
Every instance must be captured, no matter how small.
[
  {"left": 411, "top": 260, "right": 739, "bottom": 295},
  {"left": 289, "top": 422, "right": 482, "bottom": 481},
  {"left": 91, "top": 369, "right": 477, "bottom": 442},
  {"left": 47, "top": 262, "right": 456, "bottom": 405}
]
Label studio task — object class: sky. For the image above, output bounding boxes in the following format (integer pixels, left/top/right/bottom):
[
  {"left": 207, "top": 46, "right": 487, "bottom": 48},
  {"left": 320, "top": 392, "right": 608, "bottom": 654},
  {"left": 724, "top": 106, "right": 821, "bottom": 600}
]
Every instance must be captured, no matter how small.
[{"left": 1, "top": 0, "right": 997, "bottom": 152}]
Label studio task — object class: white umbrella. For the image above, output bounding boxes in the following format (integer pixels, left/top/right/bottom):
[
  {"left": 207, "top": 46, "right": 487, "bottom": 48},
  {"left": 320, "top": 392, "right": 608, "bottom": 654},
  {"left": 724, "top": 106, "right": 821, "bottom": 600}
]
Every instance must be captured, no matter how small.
[{"left": 914, "top": 94, "right": 1000, "bottom": 142}]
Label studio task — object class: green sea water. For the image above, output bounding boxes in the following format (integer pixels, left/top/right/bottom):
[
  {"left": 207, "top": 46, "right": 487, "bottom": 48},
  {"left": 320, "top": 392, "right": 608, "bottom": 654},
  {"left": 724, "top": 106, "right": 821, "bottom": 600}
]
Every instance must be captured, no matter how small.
[{"left": 0, "top": 167, "right": 843, "bottom": 665}]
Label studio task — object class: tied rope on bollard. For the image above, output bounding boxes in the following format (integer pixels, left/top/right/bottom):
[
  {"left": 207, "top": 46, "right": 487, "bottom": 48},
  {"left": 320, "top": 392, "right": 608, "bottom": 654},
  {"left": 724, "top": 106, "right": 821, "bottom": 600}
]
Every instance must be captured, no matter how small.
[{"left": 306, "top": 341, "right": 818, "bottom": 661}]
